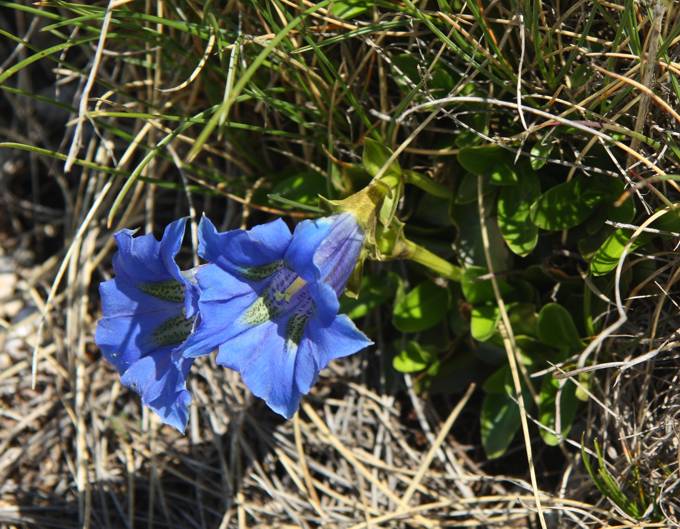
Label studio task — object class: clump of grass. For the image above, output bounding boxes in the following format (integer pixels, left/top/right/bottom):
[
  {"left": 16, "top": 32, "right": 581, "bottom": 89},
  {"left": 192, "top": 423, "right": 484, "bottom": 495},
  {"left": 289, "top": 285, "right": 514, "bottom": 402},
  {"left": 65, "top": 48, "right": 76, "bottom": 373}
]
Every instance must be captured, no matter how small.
[{"left": 1, "top": 1, "right": 680, "bottom": 527}]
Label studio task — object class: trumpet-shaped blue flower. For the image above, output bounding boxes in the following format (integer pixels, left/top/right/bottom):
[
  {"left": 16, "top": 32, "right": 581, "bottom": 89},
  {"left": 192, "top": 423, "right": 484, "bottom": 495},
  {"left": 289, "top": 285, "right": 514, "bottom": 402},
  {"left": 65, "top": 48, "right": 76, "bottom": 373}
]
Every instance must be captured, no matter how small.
[
  {"left": 95, "top": 218, "right": 199, "bottom": 432},
  {"left": 184, "top": 213, "right": 372, "bottom": 418}
]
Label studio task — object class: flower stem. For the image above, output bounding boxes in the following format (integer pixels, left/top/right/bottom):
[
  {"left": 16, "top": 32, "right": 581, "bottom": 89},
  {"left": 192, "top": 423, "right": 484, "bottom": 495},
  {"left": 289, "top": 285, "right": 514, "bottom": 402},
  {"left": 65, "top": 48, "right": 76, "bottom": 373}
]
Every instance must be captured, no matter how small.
[{"left": 404, "top": 240, "right": 461, "bottom": 281}]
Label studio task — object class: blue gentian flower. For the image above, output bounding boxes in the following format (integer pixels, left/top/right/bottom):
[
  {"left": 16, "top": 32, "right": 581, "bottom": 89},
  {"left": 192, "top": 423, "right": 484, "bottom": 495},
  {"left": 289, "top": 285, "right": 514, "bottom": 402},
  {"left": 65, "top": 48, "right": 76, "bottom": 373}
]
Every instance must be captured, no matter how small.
[
  {"left": 183, "top": 213, "right": 373, "bottom": 418},
  {"left": 95, "top": 218, "right": 199, "bottom": 432}
]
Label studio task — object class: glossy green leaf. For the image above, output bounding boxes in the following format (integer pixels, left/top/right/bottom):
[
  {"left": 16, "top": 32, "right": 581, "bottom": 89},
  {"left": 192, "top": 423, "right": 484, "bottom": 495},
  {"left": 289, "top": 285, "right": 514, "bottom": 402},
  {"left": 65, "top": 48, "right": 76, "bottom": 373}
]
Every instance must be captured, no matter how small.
[
  {"left": 584, "top": 179, "right": 634, "bottom": 236},
  {"left": 575, "top": 372, "right": 591, "bottom": 402},
  {"left": 651, "top": 207, "right": 680, "bottom": 234},
  {"left": 530, "top": 140, "right": 553, "bottom": 170},
  {"left": 481, "top": 366, "right": 531, "bottom": 459},
  {"left": 461, "top": 266, "right": 493, "bottom": 304},
  {"left": 470, "top": 305, "right": 499, "bottom": 341},
  {"left": 428, "top": 350, "right": 485, "bottom": 394},
  {"left": 391, "top": 53, "right": 453, "bottom": 93},
  {"left": 341, "top": 272, "right": 399, "bottom": 319},
  {"left": 497, "top": 169, "right": 540, "bottom": 256},
  {"left": 454, "top": 173, "right": 480, "bottom": 204},
  {"left": 392, "top": 341, "right": 435, "bottom": 373},
  {"left": 530, "top": 177, "right": 607, "bottom": 231},
  {"left": 590, "top": 229, "right": 644, "bottom": 276},
  {"left": 458, "top": 145, "right": 518, "bottom": 185},
  {"left": 452, "top": 200, "right": 512, "bottom": 271},
  {"left": 392, "top": 280, "right": 449, "bottom": 332},
  {"left": 538, "top": 375, "right": 578, "bottom": 446},
  {"left": 508, "top": 303, "right": 538, "bottom": 337},
  {"left": 461, "top": 265, "right": 513, "bottom": 305},
  {"left": 271, "top": 171, "right": 327, "bottom": 206},
  {"left": 481, "top": 390, "right": 521, "bottom": 459},
  {"left": 537, "top": 303, "right": 582, "bottom": 354},
  {"left": 362, "top": 137, "right": 401, "bottom": 180}
]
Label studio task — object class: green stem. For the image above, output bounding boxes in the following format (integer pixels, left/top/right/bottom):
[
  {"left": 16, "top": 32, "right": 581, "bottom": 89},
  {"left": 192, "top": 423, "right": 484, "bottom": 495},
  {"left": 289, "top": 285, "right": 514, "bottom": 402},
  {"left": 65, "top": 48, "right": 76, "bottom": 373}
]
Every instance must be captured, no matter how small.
[
  {"left": 404, "top": 169, "right": 451, "bottom": 199},
  {"left": 404, "top": 240, "right": 461, "bottom": 281}
]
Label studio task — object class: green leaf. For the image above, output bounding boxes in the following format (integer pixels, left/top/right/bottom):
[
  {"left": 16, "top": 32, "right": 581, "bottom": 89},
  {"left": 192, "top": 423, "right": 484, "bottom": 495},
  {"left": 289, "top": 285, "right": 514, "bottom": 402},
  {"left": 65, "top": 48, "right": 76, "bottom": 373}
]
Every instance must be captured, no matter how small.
[
  {"left": 392, "top": 281, "right": 449, "bottom": 332},
  {"left": 575, "top": 372, "right": 591, "bottom": 401},
  {"left": 329, "top": 0, "right": 369, "bottom": 18},
  {"left": 508, "top": 303, "right": 538, "bottom": 337},
  {"left": 530, "top": 177, "right": 608, "bottom": 231},
  {"left": 651, "top": 207, "right": 680, "bottom": 234},
  {"left": 537, "top": 303, "right": 582, "bottom": 354},
  {"left": 458, "top": 145, "right": 518, "bottom": 185},
  {"left": 271, "top": 171, "right": 327, "bottom": 206},
  {"left": 584, "top": 178, "right": 635, "bottom": 235},
  {"left": 391, "top": 53, "right": 420, "bottom": 88},
  {"left": 481, "top": 366, "right": 531, "bottom": 459},
  {"left": 391, "top": 54, "right": 454, "bottom": 94},
  {"left": 582, "top": 440, "right": 651, "bottom": 520},
  {"left": 451, "top": 200, "right": 513, "bottom": 271},
  {"left": 530, "top": 140, "right": 553, "bottom": 170},
  {"left": 461, "top": 266, "right": 493, "bottom": 304},
  {"left": 461, "top": 265, "right": 513, "bottom": 305},
  {"left": 481, "top": 391, "right": 521, "bottom": 459},
  {"left": 429, "top": 350, "right": 485, "bottom": 394},
  {"left": 454, "top": 173, "right": 479, "bottom": 204},
  {"left": 392, "top": 341, "right": 435, "bottom": 373},
  {"left": 538, "top": 375, "right": 578, "bottom": 446},
  {"left": 497, "top": 169, "right": 540, "bottom": 256},
  {"left": 340, "top": 272, "right": 399, "bottom": 320},
  {"left": 362, "top": 137, "right": 401, "bottom": 180},
  {"left": 590, "top": 229, "right": 644, "bottom": 276},
  {"left": 470, "top": 305, "right": 499, "bottom": 341}
]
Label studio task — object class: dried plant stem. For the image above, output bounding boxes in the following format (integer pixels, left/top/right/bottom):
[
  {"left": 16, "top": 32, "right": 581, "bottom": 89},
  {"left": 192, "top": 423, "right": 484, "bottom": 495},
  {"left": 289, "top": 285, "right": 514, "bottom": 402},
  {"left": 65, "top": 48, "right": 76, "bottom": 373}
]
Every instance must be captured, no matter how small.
[{"left": 477, "top": 174, "right": 548, "bottom": 529}]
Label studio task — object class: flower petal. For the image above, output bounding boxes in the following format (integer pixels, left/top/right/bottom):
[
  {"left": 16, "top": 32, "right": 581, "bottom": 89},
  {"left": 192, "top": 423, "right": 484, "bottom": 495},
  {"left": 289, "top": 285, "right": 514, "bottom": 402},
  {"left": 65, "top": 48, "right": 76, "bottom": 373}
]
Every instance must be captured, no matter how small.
[
  {"left": 181, "top": 264, "right": 258, "bottom": 357},
  {"left": 293, "top": 337, "right": 320, "bottom": 395},
  {"left": 198, "top": 215, "right": 291, "bottom": 273},
  {"left": 283, "top": 216, "right": 334, "bottom": 282},
  {"left": 284, "top": 214, "right": 363, "bottom": 294},
  {"left": 216, "top": 320, "right": 301, "bottom": 419},
  {"left": 113, "top": 218, "right": 186, "bottom": 283},
  {"left": 120, "top": 349, "right": 193, "bottom": 432},
  {"left": 306, "top": 313, "right": 373, "bottom": 366},
  {"left": 313, "top": 214, "right": 364, "bottom": 293},
  {"left": 96, "top": 280, "right": 183, "bottom": 372},
  {"left": 306, "top": 281, "right": 339, "bottom": 326},
  {"left": 159, "top": 217, "right": 189, "bottom": 283},
  {"left": 109, "top": 218, "right": 198, "bottom": 317}
]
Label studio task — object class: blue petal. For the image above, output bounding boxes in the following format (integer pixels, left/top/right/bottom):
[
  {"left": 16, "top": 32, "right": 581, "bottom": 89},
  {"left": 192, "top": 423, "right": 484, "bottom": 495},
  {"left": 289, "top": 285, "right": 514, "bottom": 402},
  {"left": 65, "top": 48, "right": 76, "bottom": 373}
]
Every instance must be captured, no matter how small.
[
  {"left": 159, "top": 218, "right": 189, "bottom": 283},
  {"left": 215, "top": 320, "right": 301, "bottom": 419},
  {"left": 96, "top": 279, "right": 182, "bottom": 372},
  {"left": 160, "top": 218, "right": 200, "bottom": 317},
  {"left": 198, "top": 215, "right": 291, "bottom": 273},
  {"left": 215, "top": 313, "right": 369, "bottom": 418},
  {"left": 96, "top": 219, "right": 201, "bottom": 432},
  {"left": 284, "top": 214, "right": 363, "bottom": 294},
  {"left": 293, "top": 338, "right": 320, "bottom": 395},
  {"left": 305, "top": 313, "right": 373, "bottom": 366},
  {"left": 120, "top": 348, "right": 193, "bottom": 432},
  {"left": 181, "top": 264, "right": 258, "bottom": 357},
  {"left": 98, "top": 276, "right": 179, "bottom": 319},
  {"left": 110, "top": 218, "right": 198, "bottom": 317},
  {"left": 307, "top": 281, "right": 339, "bottom": 326},
  {"left": 313, "top": 214, "right": 364, "bottom": 293},
  {"left": 113, "top": 230, "right": 168, "bottom": 283},
  {"left": 283, "top": 216, "right": 334, "bottom": 283}
]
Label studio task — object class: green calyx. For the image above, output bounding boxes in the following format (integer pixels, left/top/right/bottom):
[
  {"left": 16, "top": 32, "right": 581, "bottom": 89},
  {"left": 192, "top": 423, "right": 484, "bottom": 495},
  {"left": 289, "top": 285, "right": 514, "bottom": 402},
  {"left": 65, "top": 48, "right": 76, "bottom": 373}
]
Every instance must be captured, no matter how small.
[{"left": 319, "top": 137, "right": 461, "bottom": 288}]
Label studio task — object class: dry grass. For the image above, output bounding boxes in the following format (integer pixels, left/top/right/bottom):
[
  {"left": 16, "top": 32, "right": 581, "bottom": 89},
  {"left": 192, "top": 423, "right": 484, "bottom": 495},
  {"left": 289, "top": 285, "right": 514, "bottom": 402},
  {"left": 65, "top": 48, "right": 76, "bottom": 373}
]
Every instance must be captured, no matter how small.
[
  {"left": 0, "top": 234, "right": 667, "bottom": 527},
  {"left": 2, "top": 1, "right": 680, "bottom": 528}
]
